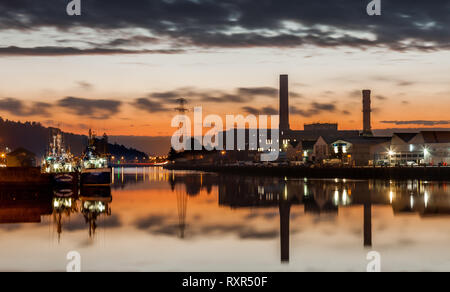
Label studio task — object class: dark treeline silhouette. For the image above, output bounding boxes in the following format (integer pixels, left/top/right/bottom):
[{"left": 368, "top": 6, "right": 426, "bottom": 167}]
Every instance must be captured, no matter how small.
[{"left": 0, "top": 118, "right": 148, "bottom": 159}]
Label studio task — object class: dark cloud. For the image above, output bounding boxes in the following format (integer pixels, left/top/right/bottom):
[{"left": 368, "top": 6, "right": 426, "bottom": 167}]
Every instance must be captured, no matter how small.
[
  {"left": 77, "top": 81, "right": 94, "bottom": 90},
  {"left": 397, "top": 81, "right": 415, "bottom": 87},
  {"left": 144, "top": 86, "right": 298, "bottom": 106},
  {"left": 58, "top": 96, "right": 122, "bottom": 119},
  {"left": 381, "top": 120, "right": 450, "bottom": 126},
  {"left": 342, "top": 110, "right": 351, "bottom": 115},
  {"left": 0, "top": 46, "right": 183, "bottom": 57},
  {"left": 291, "top": 102, "right": 337, "bottom": 117},
  {"left": 238, "top": 87, "right": 278, "bottom": 97},
  {"left": 375, "top": 95, "right": 388, "bottom": 100},
  {"left": 133, "top": 98, "right": 171, "bottom": 113},
  {"left": 242, "top": 106, "right": 278, "bottom": 115},
  {"left": 105, "top": 36, "right": 160, "bottom": 47},
  {"left": 1, "top": 0, "right": 448, "bottom": 52},
  {"left": 348, "top": 90, "right": 362, "bottom": 98},
  {"left": 0, "top": 98, "right": 52, "bottom": 117}
]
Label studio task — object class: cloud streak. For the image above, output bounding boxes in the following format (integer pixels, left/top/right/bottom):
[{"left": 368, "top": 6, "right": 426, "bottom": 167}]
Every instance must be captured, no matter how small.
[
  {"left": 0, "top": 46, "right": 183, "bottom": 57},
  {"left": 381, "top": 120, "right": 450, "bottom": 126},
  {"left": 58, "top": 97, "right": 122, "bottom": 119},
  {"left": 0, "top": 98, "right": 52, "bottom": 117}
]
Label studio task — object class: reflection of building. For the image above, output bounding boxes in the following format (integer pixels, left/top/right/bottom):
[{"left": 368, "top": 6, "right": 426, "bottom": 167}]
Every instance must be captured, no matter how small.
[{"left": 0, "top": 187, "right": 52, "bottom": 224}]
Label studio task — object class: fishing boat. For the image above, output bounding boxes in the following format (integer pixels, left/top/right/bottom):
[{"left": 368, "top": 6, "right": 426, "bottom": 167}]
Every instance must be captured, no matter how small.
[
  {"left": 80, "top": 129, "right": 111, "bottom": 186},
  {"left": 42, "top": 130, "right": 78, "bottom": 185}
]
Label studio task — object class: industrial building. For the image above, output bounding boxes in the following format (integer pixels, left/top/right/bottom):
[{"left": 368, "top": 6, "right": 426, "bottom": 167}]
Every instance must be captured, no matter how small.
[
  {"left": 173, "top": 74, "right": 450, "bottom": 167},
  {"left": 314, "top": 136, "right": 391, "bottom": 166},
  {"left": 387, "top": 131, "right": 450, "bottom": 166}
]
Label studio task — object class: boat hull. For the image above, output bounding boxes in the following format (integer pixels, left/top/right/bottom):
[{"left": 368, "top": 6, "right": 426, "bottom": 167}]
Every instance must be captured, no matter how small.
[
  {"left": 80, "top": 168, "right": 112, "bottom": 186},
  {"left": 51, "top": 172, "right": 78, "bottom": 186}
]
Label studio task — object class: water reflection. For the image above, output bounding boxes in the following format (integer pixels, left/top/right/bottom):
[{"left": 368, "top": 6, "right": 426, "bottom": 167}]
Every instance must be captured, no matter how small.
[
  {"left": 0, "top": 185, "right": 112, "bottom": 241},
  {"left": 0, "top": 186, "right": 53, "bottom": 224},
  {"left": 1, "top": 167, "right": 450, "bottom": 270},
  {"left": 166, "top": 171, "right": 450, "bottom": 263}
]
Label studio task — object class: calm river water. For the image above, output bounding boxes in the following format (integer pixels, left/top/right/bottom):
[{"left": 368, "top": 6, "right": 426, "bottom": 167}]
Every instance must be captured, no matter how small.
[{"left": 1, "top": 167, "right": 450, "bottom": 271}]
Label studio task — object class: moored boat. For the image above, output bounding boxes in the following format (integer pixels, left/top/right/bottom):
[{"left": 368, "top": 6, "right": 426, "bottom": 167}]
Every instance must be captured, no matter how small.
[
  {"left": 80, "top": 129, "right": 111, "bottom": 186},
  {"left": 41, "top": 130, "right": 78, "bottom": 185}
]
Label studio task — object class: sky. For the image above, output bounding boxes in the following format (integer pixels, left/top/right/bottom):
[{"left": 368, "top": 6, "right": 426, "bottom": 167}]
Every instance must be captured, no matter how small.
[{"left": 0, "top": 0, "right": 449, "bottom": 136}]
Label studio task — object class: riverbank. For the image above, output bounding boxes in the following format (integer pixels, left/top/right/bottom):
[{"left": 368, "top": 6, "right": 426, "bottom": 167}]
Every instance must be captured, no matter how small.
[{"left": 164, "top": 164, "right": 450, "bottom": 180}]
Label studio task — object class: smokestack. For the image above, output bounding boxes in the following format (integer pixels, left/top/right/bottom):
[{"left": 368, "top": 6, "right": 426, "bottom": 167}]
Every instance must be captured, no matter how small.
[
  {"left": 279, "top": 75, "right": 290, "bottom": 133},
  {"left": 362, "top": 90, "right": 373, "bottom": 136}
]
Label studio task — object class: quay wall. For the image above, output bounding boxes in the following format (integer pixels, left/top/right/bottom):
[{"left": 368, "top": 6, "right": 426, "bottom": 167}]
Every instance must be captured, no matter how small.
[
  {"left": 164, "top": 164, "right": 450, "bottom": 181},
  {"left": 0, "top": 167, "right": 52, "bottom": 185}
]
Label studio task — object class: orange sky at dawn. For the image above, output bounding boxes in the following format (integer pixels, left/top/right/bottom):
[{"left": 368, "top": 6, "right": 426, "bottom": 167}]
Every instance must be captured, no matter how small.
[
  {"left": 1, "top": 1, "right": 450, "bottom": 137},
  {"left": 1, "top": 46, "right": 449, "bottom": 137}
]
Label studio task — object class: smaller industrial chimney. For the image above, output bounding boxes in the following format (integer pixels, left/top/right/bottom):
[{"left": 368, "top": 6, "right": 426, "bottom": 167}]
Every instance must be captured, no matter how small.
[
  {"left": 362, "top": 90, "right": 373, "bottom": 136},
  {"left": 279, "top": 75, "right": 290, "bottom": 134}
]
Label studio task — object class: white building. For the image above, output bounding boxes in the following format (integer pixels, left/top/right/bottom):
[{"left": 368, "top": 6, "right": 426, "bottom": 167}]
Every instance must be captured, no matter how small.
[{"left": 388, "top": 131, "right": 450, "bottom": 166}]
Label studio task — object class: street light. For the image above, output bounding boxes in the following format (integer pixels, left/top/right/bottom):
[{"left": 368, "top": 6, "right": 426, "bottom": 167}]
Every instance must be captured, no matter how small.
[{"left": 388, "top": 150, "right": 395, "bottom": 167}]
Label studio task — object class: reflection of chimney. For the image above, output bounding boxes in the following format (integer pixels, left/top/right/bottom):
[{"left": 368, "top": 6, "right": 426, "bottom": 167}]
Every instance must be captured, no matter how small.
[
  {"left": 279, "top": 201, "right": 291, "bottom": 263},
  {"left": 279, "top": 75, "right": 290, "bottom": 133},
  {"left": 364, "top": 203, "right": 372, "bottom": 247},
  {"left": 362, "top": 90, "right": 373, "bottom": 136}
]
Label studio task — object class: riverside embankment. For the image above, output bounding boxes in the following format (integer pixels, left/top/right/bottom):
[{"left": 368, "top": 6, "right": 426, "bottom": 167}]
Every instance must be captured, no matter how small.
[
  {"left": 0, "top": 167, "right": 52, "bottom": 185},
  {"left": 164, "top": 164, "right": 450, "bottom": 180}
]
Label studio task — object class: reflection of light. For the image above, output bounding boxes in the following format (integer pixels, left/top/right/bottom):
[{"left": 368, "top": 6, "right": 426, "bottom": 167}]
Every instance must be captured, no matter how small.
[
  {"left": 304, "top": 185, "right": 308, "bottom": 197},
  {"left": 334, "top": 190, "right": 339, "bottom": 205},
  {"left": 342, "top": 190, "right": 348, "bottom": 205},
  {"left": 424, "top": 191, "right": 429, "bottom": 208},
  {"left": 334, "top": 146, "right": 339, "bottom": 154},
  {"left": 409, "top": 144, "right": 414, "bottom": 152},
  {"left": 53, "top": 198, "right": 72, "bottom": 209},
  {"left": 342, "top": 146, "right": 347, "bottom": 154},
  {"left": 410, "top": 196, "right": 414, "bottom": 209},
  {"left": 389, "top": 191, "right": 394, "bottom": 204}
]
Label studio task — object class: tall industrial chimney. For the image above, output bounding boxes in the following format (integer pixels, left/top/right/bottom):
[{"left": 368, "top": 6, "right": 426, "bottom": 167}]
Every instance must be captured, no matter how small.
[
  {"left": 279, "top": 75, "right": 290, "bottom": 133},
  {"left": 362, "top": 90, "right": 373, "bottom": 136}
]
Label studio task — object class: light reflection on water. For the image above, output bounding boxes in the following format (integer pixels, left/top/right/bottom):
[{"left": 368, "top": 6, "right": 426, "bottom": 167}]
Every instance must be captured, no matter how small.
[{"left": 0, "top": 167, "right": 450, "bottom": 271}]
